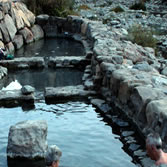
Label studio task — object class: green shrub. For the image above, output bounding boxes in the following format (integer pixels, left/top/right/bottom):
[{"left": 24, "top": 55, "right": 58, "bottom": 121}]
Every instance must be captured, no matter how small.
[
  {"left": 128, "top": 24, "right": 157, "bottom": 49},
  {"left": 130, "top": 2, "right": 146, "bottom": 11},
  {"left": 21, "top": 0, "right": 75, "bottom": 17},
  {"left": 111, "top": 6, "right": 125, "bottom": 13}
]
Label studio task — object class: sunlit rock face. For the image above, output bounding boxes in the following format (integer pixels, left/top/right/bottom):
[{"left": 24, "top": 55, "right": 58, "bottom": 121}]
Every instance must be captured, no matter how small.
[{"left": 0, "top": 0, "right": 43, "bottom": 52}]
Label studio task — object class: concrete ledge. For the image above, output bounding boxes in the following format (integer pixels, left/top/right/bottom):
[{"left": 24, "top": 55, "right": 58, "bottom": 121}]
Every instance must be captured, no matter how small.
[
  {"left": 0, "top": 89, "right": 35, "bottom": 107},
  {"left": 0, "top": 57, "right": 45, "bottom": 70},
  {"left": 45, "top": 85, "right": 96, "bottom": 104}
]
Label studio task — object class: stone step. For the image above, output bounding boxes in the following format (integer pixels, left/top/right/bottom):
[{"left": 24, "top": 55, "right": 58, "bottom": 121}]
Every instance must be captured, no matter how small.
[
  {"left": 0, "top": 89, "right": 35, "bottom": 107},
  {"left": 47, "top": 56, "right": 90, "bottom": 69},
  {"left": 45, "top": 85, "right": 96, "bottom": 104},
  {"left": 0, "top": 57, "right": 45, "bottom": 70}
]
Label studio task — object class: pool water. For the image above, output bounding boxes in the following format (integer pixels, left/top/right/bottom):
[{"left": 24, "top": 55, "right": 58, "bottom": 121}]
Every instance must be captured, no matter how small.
[
  {"left": 0, "top": 101, "right": 137, "bottom": 167},
  {"left": 2, "top": 68, "right": 83, "bottom": 92},
  {"left": 15, "top": 38, "right": 85, "bottom": 58}
]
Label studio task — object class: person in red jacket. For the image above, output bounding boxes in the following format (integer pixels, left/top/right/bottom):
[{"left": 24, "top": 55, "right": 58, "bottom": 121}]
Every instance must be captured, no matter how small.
[{"left": 146, "top": 133, "right": 167, "bottom": 166}]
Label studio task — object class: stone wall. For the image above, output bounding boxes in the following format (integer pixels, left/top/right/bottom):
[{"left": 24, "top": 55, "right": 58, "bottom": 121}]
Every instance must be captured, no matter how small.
[
  {"left": 37, "top": 15, "right": 167, "bottom": 146},
  {"left": 0, "top": 1, "right": 44, "bottom": 53}
]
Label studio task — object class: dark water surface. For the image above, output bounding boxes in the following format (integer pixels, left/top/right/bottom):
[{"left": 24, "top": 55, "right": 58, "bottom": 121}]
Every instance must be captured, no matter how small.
[
  {"left": 15, "top": 38, "right": 85, "bottom": 58},
  {"left": 2, "top": 68, "right": 83, "bottom": 92},
  {"left": 0, "top": 102, "right": 137, "bottom": 167}
]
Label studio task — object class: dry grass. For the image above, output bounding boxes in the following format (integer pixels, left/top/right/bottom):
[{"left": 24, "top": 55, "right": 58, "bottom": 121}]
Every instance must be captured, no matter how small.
[{"left": 128, "top": 24, "right": 157, "bottom": 49}]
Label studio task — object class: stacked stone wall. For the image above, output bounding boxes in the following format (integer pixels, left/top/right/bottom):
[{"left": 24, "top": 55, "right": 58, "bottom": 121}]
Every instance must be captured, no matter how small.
[
  {"left": 37, "top": 15, "right": 167, "bottom": 146},
  {"left": 0, "top": 1, "right": 44, "bottom": 53}
]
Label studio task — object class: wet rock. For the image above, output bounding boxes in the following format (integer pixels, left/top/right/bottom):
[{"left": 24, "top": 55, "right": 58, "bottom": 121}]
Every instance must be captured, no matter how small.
[
  {"left": 0, "top": 57, "right": 45, "bottom": 70},
  {"left": 0, "top": 89, "right": 34, "bottom": 107},
  {"left": 48, "top": 56, "right": 89, "bottom": 68},
  {"left": 21, "top": 85, "right": 35, "bottom": 95},
  {"left": 7, "top": 120, "right": 47, "bottom": 159},
  {"left": 112, "top": 116, "right": 129, "bottom": 127},
  {"left": 128, "top": 143, "right": 140, "bottom": 152},
  {"left": 45, "top": 85, "right": 96, "bottom": 104},
  {"left": 13, "top": 35, "right": 24, "bottom": 50},
  {"left": 36, "top": 14, "right": 49, "bottom": 26},
  {"left": 134, "top": 149, "right": 146, "bottom": 157},
  {"left": 121, "top": 131, "right": 134, "bottom": 137},
  {"left": 140, "top": 158, "right": 156, "bottom": 167},
  {"left": 91, "top": 98, "right": 105, "bottom": 106},
  {"left": 31, "top": 24, "right": 44, "bottom": 41},
  {"left": 84, "top": 79, "right": 94, "bottom": 90}
]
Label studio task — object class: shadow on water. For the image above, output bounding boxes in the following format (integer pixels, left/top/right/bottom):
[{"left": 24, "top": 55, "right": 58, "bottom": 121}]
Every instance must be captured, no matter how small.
[{"left": 7, "top": 158, "right": 45, "bottom": 167}]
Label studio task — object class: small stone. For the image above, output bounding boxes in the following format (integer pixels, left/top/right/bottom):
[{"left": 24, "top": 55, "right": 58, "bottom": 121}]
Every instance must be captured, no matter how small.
[
  {"left": 121, "top": 131, "right": 134, "bottom": 137},
  {"left": 134, "top": 149, "right": 146, "bottom": 157},
  {"left": 21, "top": 85, "right": 35, "bottom": 95},
  {"left": 129, "top": 143, "right": 140, "bottom": 152}
]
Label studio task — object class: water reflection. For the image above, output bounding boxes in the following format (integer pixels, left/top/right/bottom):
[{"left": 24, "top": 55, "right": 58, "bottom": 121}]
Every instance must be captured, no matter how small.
[
  {"left": 2, "top": 68, "right": 83, "bottom": 92},
  {"left": 15, "top": 38, "right": 85, "bottom": 58}
]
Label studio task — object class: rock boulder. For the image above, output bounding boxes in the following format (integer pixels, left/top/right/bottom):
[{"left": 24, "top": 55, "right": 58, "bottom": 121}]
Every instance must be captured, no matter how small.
[{"left": 7, "top": 120, "right": 48, "bottom": 159}]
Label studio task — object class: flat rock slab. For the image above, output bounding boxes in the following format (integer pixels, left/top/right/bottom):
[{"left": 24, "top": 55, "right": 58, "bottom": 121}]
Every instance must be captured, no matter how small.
[
  {"left": 48, "top": 56, "right": 90, "bottom": 68},
  {"left": 0, "top": 89, "right": 34, "bottom": 107},
  {"left": 45, "top": 85, "right": 96, "bottom": 104},
  {"left": 0, "top": 57, "right": 45, "bottom": 70}
]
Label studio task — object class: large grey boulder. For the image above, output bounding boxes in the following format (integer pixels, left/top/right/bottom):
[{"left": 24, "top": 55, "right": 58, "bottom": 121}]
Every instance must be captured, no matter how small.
[
  {"left": 31, "top": 24, "right": 44, "bottom": 41},
  {"left": 4, "top": 14, "right": 17, "bottom": 40},
  {"left": 19, "top": 27, "right": 34, "bottom": 44},
  {"left": 13, "top": 35, "right": 24, "bottom": 50},
  {"left": 0, "top": 21, "right": 10, "bottom": 43},
  {"left": 7, "top": 120, "right": 48, "bottom": 159},
  {"left": 146, "top": 99, "right": 167, "bottom": 135}
]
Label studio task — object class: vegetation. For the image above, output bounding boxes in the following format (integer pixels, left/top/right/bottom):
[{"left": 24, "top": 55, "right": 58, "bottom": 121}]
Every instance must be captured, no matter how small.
[
  {"left": 127, "top": 24, "right": 157, "bottom": 49},
  {"left": 22, "top": 0, "right": 76, "bottom": 17},
  {"left": 111, "top": 6, "right": 125, "bottom": 13},
  {"left": 130, "top": 1, "right": 146, "bottom": 11},
  {"left": 78, "top": 5, "right": 91, "bottom": 10}
]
